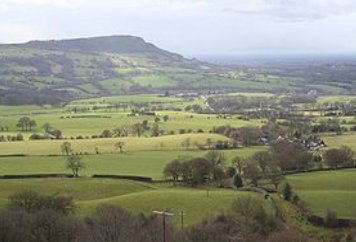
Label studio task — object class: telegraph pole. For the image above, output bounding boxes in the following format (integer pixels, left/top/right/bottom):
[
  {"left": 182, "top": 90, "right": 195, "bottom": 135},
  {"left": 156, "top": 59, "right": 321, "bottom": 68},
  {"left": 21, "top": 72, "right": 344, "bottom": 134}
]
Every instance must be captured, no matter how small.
[
  {"left": 153, "top": 210, "right": 174, "bottom": 242},
  {"left": 179, "top": 210, "right": 185, "bottom": 230}
]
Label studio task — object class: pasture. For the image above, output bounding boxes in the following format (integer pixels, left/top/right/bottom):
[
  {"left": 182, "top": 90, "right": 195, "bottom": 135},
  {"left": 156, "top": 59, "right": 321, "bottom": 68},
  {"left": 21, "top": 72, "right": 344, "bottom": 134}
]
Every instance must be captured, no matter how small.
[
  {"left": 0, "top": 147, "right": 266, "bottom": 179},
  {"left": 287, "top": 169, "right": 356, "bottom": 219},
  {"left": 0, "top": 178, "right": 265, "bottom": 226},
  {"left": 0, "top": 133, "right": 231, "bottom": 155},
  {"left": 0, "top": 96, "right": 264, "bottom": 137},
  {"left": 322, "top": 133, "right": 356, "bottom": 151}
]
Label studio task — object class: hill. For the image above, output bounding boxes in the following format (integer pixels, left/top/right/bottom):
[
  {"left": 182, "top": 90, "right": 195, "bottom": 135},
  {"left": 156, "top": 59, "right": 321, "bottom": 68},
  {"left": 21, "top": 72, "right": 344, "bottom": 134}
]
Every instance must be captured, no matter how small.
[
  {"left": 2, "top": 35, "right": 352, "bottom": 105},
  {"left": 0, "top": 35, "right": 220, "bottom": 105}
]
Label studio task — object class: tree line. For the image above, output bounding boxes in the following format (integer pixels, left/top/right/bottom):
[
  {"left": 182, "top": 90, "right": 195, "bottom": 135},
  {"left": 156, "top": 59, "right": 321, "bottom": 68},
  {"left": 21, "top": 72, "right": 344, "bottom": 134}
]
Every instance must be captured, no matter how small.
[{"left": 164, "top": 141, "right": 356, "bottom": 190}]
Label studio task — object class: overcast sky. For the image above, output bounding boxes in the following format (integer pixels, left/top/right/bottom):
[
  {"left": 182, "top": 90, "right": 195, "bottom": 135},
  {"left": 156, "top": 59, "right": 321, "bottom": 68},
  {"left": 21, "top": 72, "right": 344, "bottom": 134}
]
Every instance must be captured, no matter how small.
[{"left": 1, "top": 0, "right": 356, "bottom": 56}]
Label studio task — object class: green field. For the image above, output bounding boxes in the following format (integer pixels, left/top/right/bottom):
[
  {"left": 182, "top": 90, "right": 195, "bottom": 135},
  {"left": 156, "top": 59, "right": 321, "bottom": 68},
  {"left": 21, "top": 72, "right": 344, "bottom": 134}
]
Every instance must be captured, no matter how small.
[
  {"left": 0, "top": 147, "right": 265, "bottom": 179},
  {"left": 287, "top": 169, "right": 356, "bottom": 219},
  {"left": 0, "top": 178, "right": 264, "bottom": 226},
  {"left": 0, "top": 94, "right": 263, "bottom": 137},
  {"left": 0, "top": 134, "right": 231, "bottom": 155},
  {"left": 322, "top": 133, "right": 356, "bottom": 151}
]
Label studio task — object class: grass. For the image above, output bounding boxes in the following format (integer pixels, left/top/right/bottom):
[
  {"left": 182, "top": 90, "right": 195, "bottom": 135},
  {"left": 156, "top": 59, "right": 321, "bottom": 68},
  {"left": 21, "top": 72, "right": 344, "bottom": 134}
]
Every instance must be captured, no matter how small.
[
  {"left": 322, "top": 133, "right": 356, "bottom": 151},
  {"left": 0, "top": 133, "right": 231, "bottom": 155},
  {"left": 0, "top": 177, "right": 264, "bottom": 226},
  {"left": 0, "top": 147, "right": 266, "bottom": 179},
  {"left": 286, "top": 169, "right": 356, "bottom": 219},
  {"left": 0, "top": 110, "right": 263, "bottom": 137},
  {"left": 77, "top": 188, "right": 262, "bottom": 226}
]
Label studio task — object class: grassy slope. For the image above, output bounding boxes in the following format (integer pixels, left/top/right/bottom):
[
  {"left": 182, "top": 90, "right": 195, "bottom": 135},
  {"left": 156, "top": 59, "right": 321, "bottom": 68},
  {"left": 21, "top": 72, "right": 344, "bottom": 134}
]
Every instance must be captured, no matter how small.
[
  {"left": 287, "top": 169, "right": 356, "bottom": 219},
  {"left": 77, "top": 188, "right": 262, "bottom": 226},
  {"left": 0, "top": 177, "right": 264, "bottom": 226}
]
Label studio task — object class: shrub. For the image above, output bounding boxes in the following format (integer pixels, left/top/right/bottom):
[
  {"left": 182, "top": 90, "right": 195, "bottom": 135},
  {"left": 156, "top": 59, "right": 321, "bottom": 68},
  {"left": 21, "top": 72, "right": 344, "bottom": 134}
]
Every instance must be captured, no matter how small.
[
  {"left": 8, "top": 191, "right": 75, "bottom": 214},
  {"left": 233, "top": 174, "right": 244, "bottom": 188},
  {"left": 281, "top": 182, "right": 293, "bottom": 201},
  {"left": 325, "top": 209, "right": 338, "bottom": 228}
]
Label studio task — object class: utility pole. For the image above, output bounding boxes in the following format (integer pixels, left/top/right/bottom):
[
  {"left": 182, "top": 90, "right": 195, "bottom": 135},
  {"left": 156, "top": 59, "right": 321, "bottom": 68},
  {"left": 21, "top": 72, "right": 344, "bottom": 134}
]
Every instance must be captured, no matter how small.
[
  {"left": 153, "top": 210, "right": 174, "bottom": 242},
  {"left": 179, "top": 210, "right": 185, "bottom": 230}
]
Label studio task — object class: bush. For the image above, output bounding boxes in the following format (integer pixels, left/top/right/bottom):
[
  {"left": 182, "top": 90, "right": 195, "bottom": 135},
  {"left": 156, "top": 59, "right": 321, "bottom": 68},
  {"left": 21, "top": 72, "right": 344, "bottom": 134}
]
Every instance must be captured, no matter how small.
[
  {"left": 8, "top": 191, "right": 75, "bottom": 214},
  {"left": 16, "top": 133, "right": 24, "bottom": 141},
  {"left": 29, "top": 133, "right": 48, "bottom": 140},
  {"left": 281, "top": 182, "right": 293, "bottom": 201},
  {"left": 325, "top": 209, "right": 338, "bottom": 228}
]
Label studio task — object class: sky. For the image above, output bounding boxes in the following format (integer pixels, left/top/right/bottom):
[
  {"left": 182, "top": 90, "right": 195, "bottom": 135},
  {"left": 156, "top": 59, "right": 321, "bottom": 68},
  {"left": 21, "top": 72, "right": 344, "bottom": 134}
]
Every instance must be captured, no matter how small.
[{"left": 1, "top": 0, "right": 356, "bottom": 56}]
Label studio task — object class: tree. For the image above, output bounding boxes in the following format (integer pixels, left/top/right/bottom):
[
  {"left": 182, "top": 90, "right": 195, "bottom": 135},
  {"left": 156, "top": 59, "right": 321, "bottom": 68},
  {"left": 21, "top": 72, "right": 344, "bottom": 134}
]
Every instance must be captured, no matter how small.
[
  {"left": 66, "top": 154, "right": 85, "bottom": 177},
  {"left": 206, "top": 138, "right": 213, "bottom": 149},
  {"left": 231, "top": 196, "right": 267, "bottom": 224},
  {"left": 181, "top": 138, "right": 191, "bottom": 150},
  {"left": 16, "top": 117, "right": 35, "bottom": 132},
  {"left": 29, "top": 119, "right": 37, "bottom": 131},
  {"left": 238, "top": 127, "right": 260, "bottom": 147},
  {"left": 271, "top": 140, "right": 313, "bottom": 172},
  {"left": 226, "top": 166, "right": 237, "bottom": 178},
  {"left": 163, "top": 115, "right": 169, "bottom": 122},
  {"left": 114, "top": 125, "right": 130, "bottom": 137},
  {"left": 100, "top": 129, "right": 112, "bottom": 138},
  {"left": 42, "top": 123, "right": 53, "bottom": 133},
  {"left": 281, "top": 182, "right": 293, "bottom": 201},
  {"left": 151, "top": 123, "right": 161, "bottom": 137},
  {"left": 204, "top": 151, "right": 226, "bottom": 181},
  {"left": 9, "top": 191, "right": 75, "bottom": 214},
  {"left": 163, "top": 159, "right": 182, "bottom": 185},
  {"left": 233, "top": 174, "right": 244, "bottom": 188},
  {"left": 251, "top": 151, "right": 272, "bottom": 176},
  {"left": 232, "top": 156, "right": 245, "bottom": 175},
  {"left": 242, "top": 163, "right": 262, "bottom": 187},
  {"left": 324, "top": 146, "right": 355, "bottom": 169},
  {"left": 60, "top": 142, "right": 72, "bottom": 156},
  {"left": 16, "top": 133, "right": 24, "bottom": 141},
  {"left": 265, "top": 165, "right": 283, "bottom": 189},
  {"left": 132, "top": 123, "right": 144, "bottom": 137},
  {"left": 180, "top": 157, "right": 212, "bottom": 186},
  {"left": 114, "top": 141, "right": 125, "bottom": 153}
]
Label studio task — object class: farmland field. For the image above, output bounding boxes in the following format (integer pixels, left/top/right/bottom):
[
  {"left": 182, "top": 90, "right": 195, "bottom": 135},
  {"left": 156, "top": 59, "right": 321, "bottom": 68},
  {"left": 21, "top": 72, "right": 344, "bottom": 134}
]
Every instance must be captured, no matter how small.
[
  {"left": 0, "top": 148, "right": 266, "bottom": 179},
  {"left": 287, "top": 170, "right": 356, "bottom": 219},
  {"left": 0, "top": 91, "right": 355, "bottom": 238},
  {"left": 0, "top": 178, "right": 265, "bottom": 226}
]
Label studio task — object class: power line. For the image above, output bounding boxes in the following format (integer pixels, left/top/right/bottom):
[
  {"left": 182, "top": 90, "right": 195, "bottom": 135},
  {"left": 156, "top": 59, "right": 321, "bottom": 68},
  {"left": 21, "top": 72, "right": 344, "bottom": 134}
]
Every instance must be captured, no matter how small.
[{"left": 153, "top": 210, "right": 174, "bottom": 242}]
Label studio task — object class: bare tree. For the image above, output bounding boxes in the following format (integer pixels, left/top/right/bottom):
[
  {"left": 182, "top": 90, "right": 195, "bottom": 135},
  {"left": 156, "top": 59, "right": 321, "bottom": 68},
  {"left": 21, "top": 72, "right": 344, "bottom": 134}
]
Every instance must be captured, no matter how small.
[
  {"left": 114, "top": 141, "right": 126, "bottom": 153},
  {"left": 61, "top": 142, "right": 72, "bottom": 156},
  {"left": 204, "top": 151, "right": 226, "bottom": 181}
]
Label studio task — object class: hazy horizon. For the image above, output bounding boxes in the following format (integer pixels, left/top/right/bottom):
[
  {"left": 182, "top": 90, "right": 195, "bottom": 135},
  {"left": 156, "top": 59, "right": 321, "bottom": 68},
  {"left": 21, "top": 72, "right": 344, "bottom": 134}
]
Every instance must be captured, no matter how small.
[{"left": 2, "top": 0, "right": 356, "bottom": 56}]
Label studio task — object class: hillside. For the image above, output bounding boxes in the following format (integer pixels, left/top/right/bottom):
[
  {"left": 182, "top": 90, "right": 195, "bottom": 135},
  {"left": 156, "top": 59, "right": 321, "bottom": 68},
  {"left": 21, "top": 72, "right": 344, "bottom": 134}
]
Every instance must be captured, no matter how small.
[
  {"left": 0, "top": 36, "right": 223, "bottom": 105},
  {"left": 1, "top": 35, "right": 353, "bottom": 105}
]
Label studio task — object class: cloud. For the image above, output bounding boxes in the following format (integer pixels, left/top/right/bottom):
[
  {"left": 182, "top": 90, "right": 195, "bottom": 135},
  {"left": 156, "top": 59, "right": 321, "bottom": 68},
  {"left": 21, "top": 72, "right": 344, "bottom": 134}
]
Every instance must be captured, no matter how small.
[
  {"left": 220, "top": 0, "right": 356, "bottom": 22},
  {"left": 0, "top": 0, "right": 84, "bottom": 8},
  {"left": 0, "top": 22, "right": 49, "bottom": 43}
]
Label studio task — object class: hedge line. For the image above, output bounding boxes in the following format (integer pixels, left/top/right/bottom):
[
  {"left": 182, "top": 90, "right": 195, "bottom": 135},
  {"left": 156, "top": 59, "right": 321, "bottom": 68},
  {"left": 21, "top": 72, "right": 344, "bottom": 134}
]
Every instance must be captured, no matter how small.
[
  {"left": 0, "top": 154, "right": 27, "bottom": 158},
  {"left": 91, "top": 174, "right": 153, "bottom": 183},
  {"left": 0, "top": 174, "right": 74, "bottom": 179}
]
